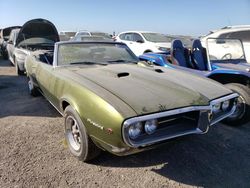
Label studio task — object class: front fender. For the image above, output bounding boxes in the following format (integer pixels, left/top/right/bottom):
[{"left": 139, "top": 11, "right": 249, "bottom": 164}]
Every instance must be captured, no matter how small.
[{"left": 58, "top": 82, "right": 128, "bottom": 150}]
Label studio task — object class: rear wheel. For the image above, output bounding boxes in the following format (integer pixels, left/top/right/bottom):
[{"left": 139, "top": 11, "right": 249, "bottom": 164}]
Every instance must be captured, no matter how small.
[
  {"left": 223, "top": 83, "right": 250, "bottom": 126},
  {"left": 2, "top": 50, "right": 8, "bottom": 60},
  {"left": 15, "top": 59, "right": 24, "bottom": 75},
  {"left": 28, "top": 76, "right": 39, "bottom": 96},
  {"left": 64, "top": 106, "right": 101, "bottom": 162}
]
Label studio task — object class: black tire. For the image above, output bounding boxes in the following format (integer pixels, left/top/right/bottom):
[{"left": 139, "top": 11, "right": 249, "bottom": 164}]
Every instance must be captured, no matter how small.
[
  {"left": 2, "top": 50, "right": 8, "bottom": 60},
  {"left": 64, "top": 106, "right": 101, "bottom": 162},
  {"left": 15, "top": 60, "right": 24, "bottom": 75},
  {"left": 223, "top": 83, "right": 250, "bottom": 126},
  {"left": 27, "top": 76, "right": 39, "bottom": 96}
]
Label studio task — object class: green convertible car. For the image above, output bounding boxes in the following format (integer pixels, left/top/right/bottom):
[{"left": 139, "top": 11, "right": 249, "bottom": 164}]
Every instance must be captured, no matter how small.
[{"left": 25, "top": 40, "right": 238, "bottom": 162}]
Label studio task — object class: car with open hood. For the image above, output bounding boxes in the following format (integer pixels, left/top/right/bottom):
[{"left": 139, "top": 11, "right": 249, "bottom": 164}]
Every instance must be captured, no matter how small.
[
  {"left": 25, "top": 41, "right": 237, "bottom": 162},
  {"left": 13, "top": 18, "right": 59, "bottom": 75},
  {"left": 0, "top": 26, "right": 21, "bottom": 59}
]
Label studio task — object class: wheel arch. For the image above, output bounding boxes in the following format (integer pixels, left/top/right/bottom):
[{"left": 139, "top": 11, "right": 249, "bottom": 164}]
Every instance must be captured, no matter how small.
[
  {"left": 208, "top": 73, "right": 250, "bottom": 87},
  {"left": 60, "top": 98, "right": 78, "bottom": 115}
]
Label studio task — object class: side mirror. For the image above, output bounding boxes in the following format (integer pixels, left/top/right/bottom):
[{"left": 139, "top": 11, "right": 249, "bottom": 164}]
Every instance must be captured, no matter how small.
[
  {"left": 216, "top": 39, "right": 226, "bottom": 44},
  {"left": 136, "top": 40, "right": 144, "bottom": 43}
]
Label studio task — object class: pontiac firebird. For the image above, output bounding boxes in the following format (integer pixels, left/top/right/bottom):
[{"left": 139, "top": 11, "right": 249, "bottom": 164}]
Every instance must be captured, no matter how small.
[{"left": 23, "top": 18, "right": 238, "bottom": 162}]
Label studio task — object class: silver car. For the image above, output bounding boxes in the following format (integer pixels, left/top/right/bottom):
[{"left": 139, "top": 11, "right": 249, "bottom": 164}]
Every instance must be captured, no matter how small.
[{"left": 6, "top": 29, "right": 21, "bottom": 74}]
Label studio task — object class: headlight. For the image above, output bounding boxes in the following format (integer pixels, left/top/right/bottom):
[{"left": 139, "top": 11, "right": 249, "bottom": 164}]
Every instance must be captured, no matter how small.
[
  {"left": 222, "top": 100, "right": 230, "bottom": 111},
  {"left": 145, "top": 119, "right": 158, "bottom": 134},
  {"left": 212, "top": 103, "right": 221, "bottom": 113},
  {"left": 158, "top": 47, "right": 168, "bottom": 51},
  {"left": 128, "top": 122, "right": 143, "bottom": 139}
]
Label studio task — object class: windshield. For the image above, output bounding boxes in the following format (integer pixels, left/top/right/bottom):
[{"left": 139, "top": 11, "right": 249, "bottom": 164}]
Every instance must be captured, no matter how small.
[
  {"left": 63, "top": 32, "right": 76, "bottom": 38},
  {"left": 207, "top": 38, "right": 245, "bottom": 61},
  {"left": 90, "top": 32, "right": 112, "bottom": 39},
  {"left": 72, "top": 36, "right": 112, "bottom": 42},
  {"left": 142, "top": 33, "right": 169, "bottom": 43},
  {"left": 75, "top": 31, "right": 90, "bottom": 37},
  {"left": 57, "top": 43, "right": 139, "bottom": 66}
]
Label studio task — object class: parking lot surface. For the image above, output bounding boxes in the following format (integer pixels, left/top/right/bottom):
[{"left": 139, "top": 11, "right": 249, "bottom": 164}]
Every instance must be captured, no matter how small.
[{"left": 0, "top": 57, "right": 250, "bottom": 188}]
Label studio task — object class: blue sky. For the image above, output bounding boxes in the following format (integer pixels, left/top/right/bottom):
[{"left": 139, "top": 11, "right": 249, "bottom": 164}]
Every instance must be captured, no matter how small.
[{"left": 0, "top": 0, "right": 249, "bottom": 36}]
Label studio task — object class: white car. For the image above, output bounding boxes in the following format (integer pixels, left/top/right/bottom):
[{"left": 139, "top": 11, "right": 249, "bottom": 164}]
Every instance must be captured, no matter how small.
[
  {"left": 115, "top": 31, "right": 171, "bottom": 56},
  {"left": 6, "top": 28, "right": 20, "bottom": 66},
  {"left": 59, "top": 31, "right": 76, "bottom": 41},
  {"left": 201, "top": 25, "right": 250, "bottom": 63},
  {"left": 75, "top": 30, "right": 112, "bottom": 39}
]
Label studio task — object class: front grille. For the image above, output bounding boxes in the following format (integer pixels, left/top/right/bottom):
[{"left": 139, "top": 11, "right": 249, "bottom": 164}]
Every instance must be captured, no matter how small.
[
  {"left": 157, "top": 111, "right": 199, "bottom": 131},
  {"left": 128, "top": 110, "right": 207, "bottom": 147}
]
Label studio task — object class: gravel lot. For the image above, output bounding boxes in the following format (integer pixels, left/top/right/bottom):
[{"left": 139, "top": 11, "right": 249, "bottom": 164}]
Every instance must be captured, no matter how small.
[{"left": 0, "top": 57, "right": 250, "bottom": 188}]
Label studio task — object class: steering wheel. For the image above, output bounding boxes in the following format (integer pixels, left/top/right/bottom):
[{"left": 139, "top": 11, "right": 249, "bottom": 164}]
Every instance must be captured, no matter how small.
[{"left": 221, "top": 53, "right": 232, "bottom": 60}]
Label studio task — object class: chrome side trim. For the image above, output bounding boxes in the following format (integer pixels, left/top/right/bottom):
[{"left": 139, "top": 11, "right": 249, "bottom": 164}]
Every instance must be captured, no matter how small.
[{"left": 38, "top": 90, "right": 64, "bottom": 116}]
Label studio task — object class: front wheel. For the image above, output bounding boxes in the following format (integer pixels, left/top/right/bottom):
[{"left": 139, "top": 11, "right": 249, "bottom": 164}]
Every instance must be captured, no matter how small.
[
  {"left": 64, "top": 106, "right": 101, "bottom": 162},
  {"left": 223, "top": 83, "right": 250, "bottom": 126}
]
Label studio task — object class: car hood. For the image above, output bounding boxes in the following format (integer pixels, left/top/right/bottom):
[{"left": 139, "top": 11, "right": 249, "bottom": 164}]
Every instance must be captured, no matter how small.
[
  {"left": 212, "top": 62, "right": 250, "bottom": 73},
  {"left": 1, "top": 26, "right": 21, "bottom": 40},
  {"left": 65, "top": 63, "right": 232, "bottom": 115},
  {"left": 16, "top": 18, "right": 59, "bottom": 47}
]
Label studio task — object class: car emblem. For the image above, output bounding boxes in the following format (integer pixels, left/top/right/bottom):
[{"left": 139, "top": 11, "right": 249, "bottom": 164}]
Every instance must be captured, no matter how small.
[{"left": 87, "top": 118, "right": 104, "bottom": 130}]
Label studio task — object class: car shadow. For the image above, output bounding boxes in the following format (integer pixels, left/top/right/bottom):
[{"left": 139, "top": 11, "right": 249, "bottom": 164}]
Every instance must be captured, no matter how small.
[
  {"left": 0, "top": 74, "right": 60, "bottom": 118},
  {"left": 0, "top": 55, "right": 60, "bottom": 118},
  {"left": 0, "top": 58, "right": 13, "bottom": 67},
  {"left": 94, "top": 123, "right": 250, "bottom": 187}
]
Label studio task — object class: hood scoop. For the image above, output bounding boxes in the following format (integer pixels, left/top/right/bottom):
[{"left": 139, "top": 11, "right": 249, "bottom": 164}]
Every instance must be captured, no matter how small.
[{"left": 117, "top": 72, "right": 130, "bottom": 78}]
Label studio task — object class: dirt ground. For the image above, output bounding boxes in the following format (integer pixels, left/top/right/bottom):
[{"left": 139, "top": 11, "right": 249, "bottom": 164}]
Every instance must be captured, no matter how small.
[{"left": 0, "top": 57, "right": 250, "bottom": 188}]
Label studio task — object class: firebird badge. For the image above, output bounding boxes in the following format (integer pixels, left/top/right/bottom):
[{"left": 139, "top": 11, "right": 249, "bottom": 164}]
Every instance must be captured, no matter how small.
[{"left": 87, "top": 118, "right": 104, "bottom": 130}]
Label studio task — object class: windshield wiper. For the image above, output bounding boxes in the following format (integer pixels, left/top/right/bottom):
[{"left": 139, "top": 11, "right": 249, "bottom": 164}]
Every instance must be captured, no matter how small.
[
  {"left": 107, "top": 59, "right": 137, "bottom": 63},
  {"left": 70, "top": 61, "right": 107, "bottom": 66}
]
